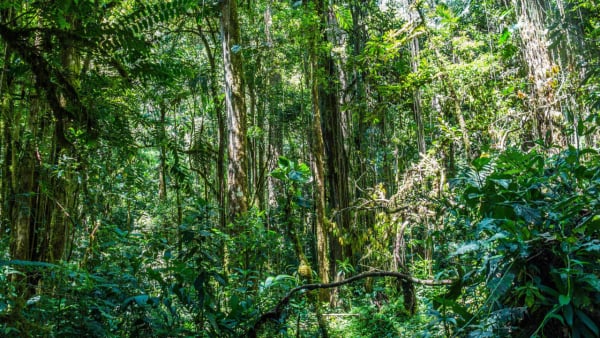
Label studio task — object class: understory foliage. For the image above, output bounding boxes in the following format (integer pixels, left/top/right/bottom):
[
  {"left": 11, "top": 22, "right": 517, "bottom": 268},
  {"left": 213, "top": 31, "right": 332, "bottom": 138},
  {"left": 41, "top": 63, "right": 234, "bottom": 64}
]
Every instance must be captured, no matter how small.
[
  {"left": 3, "top": 147, "right": 598, "bottom": 337},
  {"left": 447, "top": 147, "right": 600, "bottom": 337},
  {"left": 1, "top": 0, "right": 599, "bottom": 337}
]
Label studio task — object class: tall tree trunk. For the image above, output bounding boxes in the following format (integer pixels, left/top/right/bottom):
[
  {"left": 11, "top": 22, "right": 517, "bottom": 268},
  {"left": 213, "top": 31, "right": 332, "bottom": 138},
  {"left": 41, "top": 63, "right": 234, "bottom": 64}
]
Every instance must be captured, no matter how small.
[
  {"left": 400, "top": 0, "right": 426, "bottom": 155},
  {"left": 221, "top": 0, "right": 249, "bottom": 220},
  {"left": 0, "top": 29, "right": 11, "bottom": 235},
  {"left": 512, "top": 0, "right": 564, "bottom": 147},
  {"left": 5, "top": 14, "right": 81, "bottom": 286},
  {"left": 349, "top": 1, "right": 378, "bottom": 238},
  {"left": 198, "top": 23, "right": 227, "bottom": 229},
  {"left": 411, "top": 37, "right": 426, "bottom": 156},
  {"left": 8, "top": 82, "right": 42, "bottom": 294},
  {"left": 309, "top": 27, "right": 330, "bottom": 301},
  {"left": 315, "top": 0, "right": 352, "bottom": 273},
  {"left": 44, "top": 23, "right": 81, "bottom": 264}
]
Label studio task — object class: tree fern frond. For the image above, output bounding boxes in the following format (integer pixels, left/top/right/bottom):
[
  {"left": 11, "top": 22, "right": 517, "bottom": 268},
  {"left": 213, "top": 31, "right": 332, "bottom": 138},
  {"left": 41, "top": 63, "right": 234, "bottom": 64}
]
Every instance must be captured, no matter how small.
[{"left": 99, "top": 0, "right": 197, "bottom": 53}]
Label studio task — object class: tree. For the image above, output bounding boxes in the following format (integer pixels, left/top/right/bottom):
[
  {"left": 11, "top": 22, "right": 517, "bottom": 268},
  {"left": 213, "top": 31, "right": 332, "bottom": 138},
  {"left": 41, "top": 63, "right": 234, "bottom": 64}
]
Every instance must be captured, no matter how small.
[
  {"left": 221, "top": 0, "right": 249, "bottom": 220},
  {"left": 1, "top": 0, "right": 599, "bottom": 336},
  {"left": 512, "top": 0, "right": 565, "bottom": 147}
]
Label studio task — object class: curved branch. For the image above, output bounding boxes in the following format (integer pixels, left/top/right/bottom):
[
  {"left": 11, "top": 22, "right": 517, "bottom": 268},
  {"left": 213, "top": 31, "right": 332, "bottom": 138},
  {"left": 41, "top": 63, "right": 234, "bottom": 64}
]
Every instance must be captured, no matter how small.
[{"left": 247, "top": 271, "right": 455, "bottom": 337}]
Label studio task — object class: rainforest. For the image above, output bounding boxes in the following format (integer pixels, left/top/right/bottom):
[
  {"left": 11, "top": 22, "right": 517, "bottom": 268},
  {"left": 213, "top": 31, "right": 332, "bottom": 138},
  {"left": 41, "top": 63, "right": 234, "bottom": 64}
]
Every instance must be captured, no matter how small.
[{"left": 0, "top": 0, "right": 599, "bottom": 337}]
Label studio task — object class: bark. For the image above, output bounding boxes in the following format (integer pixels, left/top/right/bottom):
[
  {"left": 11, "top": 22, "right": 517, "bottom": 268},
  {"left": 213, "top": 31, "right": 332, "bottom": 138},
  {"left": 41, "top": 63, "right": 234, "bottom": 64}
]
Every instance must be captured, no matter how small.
[
  {"left": 400, "top": 0, "right": 426, "bottom": 155},
  {"left": 46, "top": 22, "right": 81, "bottom": 263},
  {"left": 410, "top": 38, "right": 426, "bottom": 155},
  {"left": 299, "top": 1, "right": 333, "bottom": 329},
  {"left": 220, "top": 0, "right": 249, "bottom": 220},
  {"left": 0, "top": 33, "right": 11, "bottom": 235},
  {"left": 512, "top": 0, "right": 564, "bottom": 147},
  {"left": 316, "top": 0, "right": 352, "bottom": 271},
  {"left": 349, "top": 1, "right": 377, "bottom": 241},
  {"left": 309, "top": 27, "right": 330, "bottom": 301},
  {"left": 10, "top": 137, "right": 36, "bottom": 264},
  {"left": 198, "top": 23, "right": 226, "bottom": 229},
  {"left": 158, "top": 106, "right": 168, "bottom": 201},
  {"left": 3, "top": 14, "right": 81, "bottom": 290}
]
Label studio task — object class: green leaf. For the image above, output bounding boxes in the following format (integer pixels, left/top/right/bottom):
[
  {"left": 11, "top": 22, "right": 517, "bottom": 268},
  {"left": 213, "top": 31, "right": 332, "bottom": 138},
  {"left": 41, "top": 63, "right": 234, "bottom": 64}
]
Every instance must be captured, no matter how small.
[
  {"left": 547, "top": 311, "right": 565, "bottom": 325},
  {"left": 263, "top": 276, "right": 274, "bottom": 289},
  {"left": 576, "top": 310, "right": 599, "bottom": 335},
  {"left": 278, "top": 156, "right": 290, "bottom": 169},
  {"left": 452, "top": 242, "right": 479, "bottom": 256},
  {"left": 472, "top": 156, "right": 492, "bottom": 171},
  {"left": 293, "top": 196, "right": 312, "bottom": 208},
  {"left": 270, "top": 168, "right": 287, "bottom": 181},
  {"left": 124, "top": 294, "right": 149, "bottom": 307},
  {"left": 498, "top": 28, "right": 511, "bottom": 45},
  {"left": 563, "top": 304, "right": 573, "bottom": 326},
  {"left": 275, "top": 274, "right": 295, "bottom": 282},
  {"left": 488, "top": 272, "right": 515, "bottom": 301},
  {"left": 288, "top": 170, "right": 306, "bottom": 183},
  {"left": 580, "top": 273, "right": 600, "bottom": 292},
  {"left": 579, "top": 215, "right": 600, "bottom": 233},
  {"left": 477, "top": 218, "right": 497, "bottom": 231},
  {"left": 113, "top": 227, "right": 128, "bottom": 237},
  {"left": 582, "top": 240, "right": 600, "bottom": 252},
  {"left": 333, "top": 4, "right": 353, "bottom": 31},
  {"left": 26, "top": 295, "right": 41, "bottom": 306},
  {"left": 0, "top": 260, "right": 57, "bottom": 269},
  {"left": 513, "top": 204, "right": 541, "bottom": 225},
  {"left": 558, "top": 294, "right": 570, "bottom": 306},
  {"left": 491, "top": 178, "right": 511, "bottom": 189}
]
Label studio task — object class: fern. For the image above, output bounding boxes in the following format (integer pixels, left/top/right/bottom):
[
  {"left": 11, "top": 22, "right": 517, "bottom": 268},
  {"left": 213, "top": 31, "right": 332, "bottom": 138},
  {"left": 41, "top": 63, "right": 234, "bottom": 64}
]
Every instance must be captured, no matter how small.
[
  {"left": 464, "top": 157, "right": 496, "bottom": 189},
  {"left": 100, "top": 0, "right": 197, "bottom": 53}
]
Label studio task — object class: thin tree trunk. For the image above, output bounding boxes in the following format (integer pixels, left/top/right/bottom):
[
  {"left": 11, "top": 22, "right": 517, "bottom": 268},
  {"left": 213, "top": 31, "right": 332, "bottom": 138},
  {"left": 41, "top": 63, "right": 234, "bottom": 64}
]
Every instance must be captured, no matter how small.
[
  {"left": 0, "top": 33, "right": 11, "bottom": 236},
  {"left": 400, "top": 0, "right": 426, "bottom": 154},
  {"left": 409, "top": 37, "right": 426, "bottom": 155},
  {"left": 197, "top": 23, "right": 226, "bottom": 229},
  {"left": 309, "top": 28, "right": 330, "bottom": 301},
  {"left": 158, "top": 106, "right": 168, "bottom": 201}
]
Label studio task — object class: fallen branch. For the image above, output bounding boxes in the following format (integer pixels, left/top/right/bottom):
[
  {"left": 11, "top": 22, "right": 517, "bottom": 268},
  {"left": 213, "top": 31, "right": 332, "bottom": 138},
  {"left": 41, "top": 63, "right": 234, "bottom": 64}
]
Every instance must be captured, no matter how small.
[{"left": 247, "top": 270, "right": 455, "bottom": 337}]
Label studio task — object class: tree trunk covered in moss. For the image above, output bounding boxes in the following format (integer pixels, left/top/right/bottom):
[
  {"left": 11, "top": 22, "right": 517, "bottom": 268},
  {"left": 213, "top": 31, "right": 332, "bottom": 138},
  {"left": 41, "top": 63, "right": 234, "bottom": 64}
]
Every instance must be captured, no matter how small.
[
  {"left": 314, "top": 0, "right": 352, "bottom": 273},
  {"left": 308, "top": 8, "right": 330, "bottom": 300}
]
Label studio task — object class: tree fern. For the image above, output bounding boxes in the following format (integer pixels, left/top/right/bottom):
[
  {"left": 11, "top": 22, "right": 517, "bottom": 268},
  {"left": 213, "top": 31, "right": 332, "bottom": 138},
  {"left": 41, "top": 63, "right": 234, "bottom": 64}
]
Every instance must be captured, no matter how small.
[{"left": 100, "top": 0, "right": 197, "bottom": 53}]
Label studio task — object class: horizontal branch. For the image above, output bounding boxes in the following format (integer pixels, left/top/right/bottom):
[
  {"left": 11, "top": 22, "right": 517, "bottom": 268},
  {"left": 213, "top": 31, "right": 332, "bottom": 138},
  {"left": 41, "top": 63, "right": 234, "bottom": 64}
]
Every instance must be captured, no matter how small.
[{"left": 247, "top": 270, "right": 455, "bottom": 337}]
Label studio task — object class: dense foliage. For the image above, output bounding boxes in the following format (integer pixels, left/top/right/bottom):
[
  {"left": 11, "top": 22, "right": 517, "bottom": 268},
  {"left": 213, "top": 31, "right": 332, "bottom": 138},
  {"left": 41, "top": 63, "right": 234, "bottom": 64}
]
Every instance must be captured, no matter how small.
[{"left": 0, "top": 0, "right": 598, "bottom": 337}]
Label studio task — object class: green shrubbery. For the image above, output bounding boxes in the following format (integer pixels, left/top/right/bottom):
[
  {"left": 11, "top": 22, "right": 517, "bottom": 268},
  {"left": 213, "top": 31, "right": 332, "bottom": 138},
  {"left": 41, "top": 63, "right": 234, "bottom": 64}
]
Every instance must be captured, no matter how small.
[{"left": 444, "top": 146, "right": 600, "bottom": 337}]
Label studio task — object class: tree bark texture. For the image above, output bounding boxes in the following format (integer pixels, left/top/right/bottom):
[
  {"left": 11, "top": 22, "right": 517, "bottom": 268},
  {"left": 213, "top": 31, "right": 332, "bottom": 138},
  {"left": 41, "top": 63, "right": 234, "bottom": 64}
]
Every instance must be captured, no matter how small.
[
  {"left": 221, "top": 0, "right": 249, "bottom": 220},
  {"left": 197, "top": 24, "right": 227, "bottom": 229},
  {"left": 512, "top": 0, "right": 564, "bottom": 147},
  {"left": 400, "top": 0, "right": 426, "bottom": 156},
  {"left": 309, "top": 25, "right": 331, "bottom": 300},
  {"left": 315, "top": 0, "right": 352, "bottom": 270}
]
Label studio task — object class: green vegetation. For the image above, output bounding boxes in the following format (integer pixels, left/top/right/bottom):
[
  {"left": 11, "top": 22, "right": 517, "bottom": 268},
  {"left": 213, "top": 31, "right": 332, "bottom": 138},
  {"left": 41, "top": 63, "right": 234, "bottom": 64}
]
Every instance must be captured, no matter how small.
[{"left": 0, "top": 0, "right": 599, "bottom": 337}]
